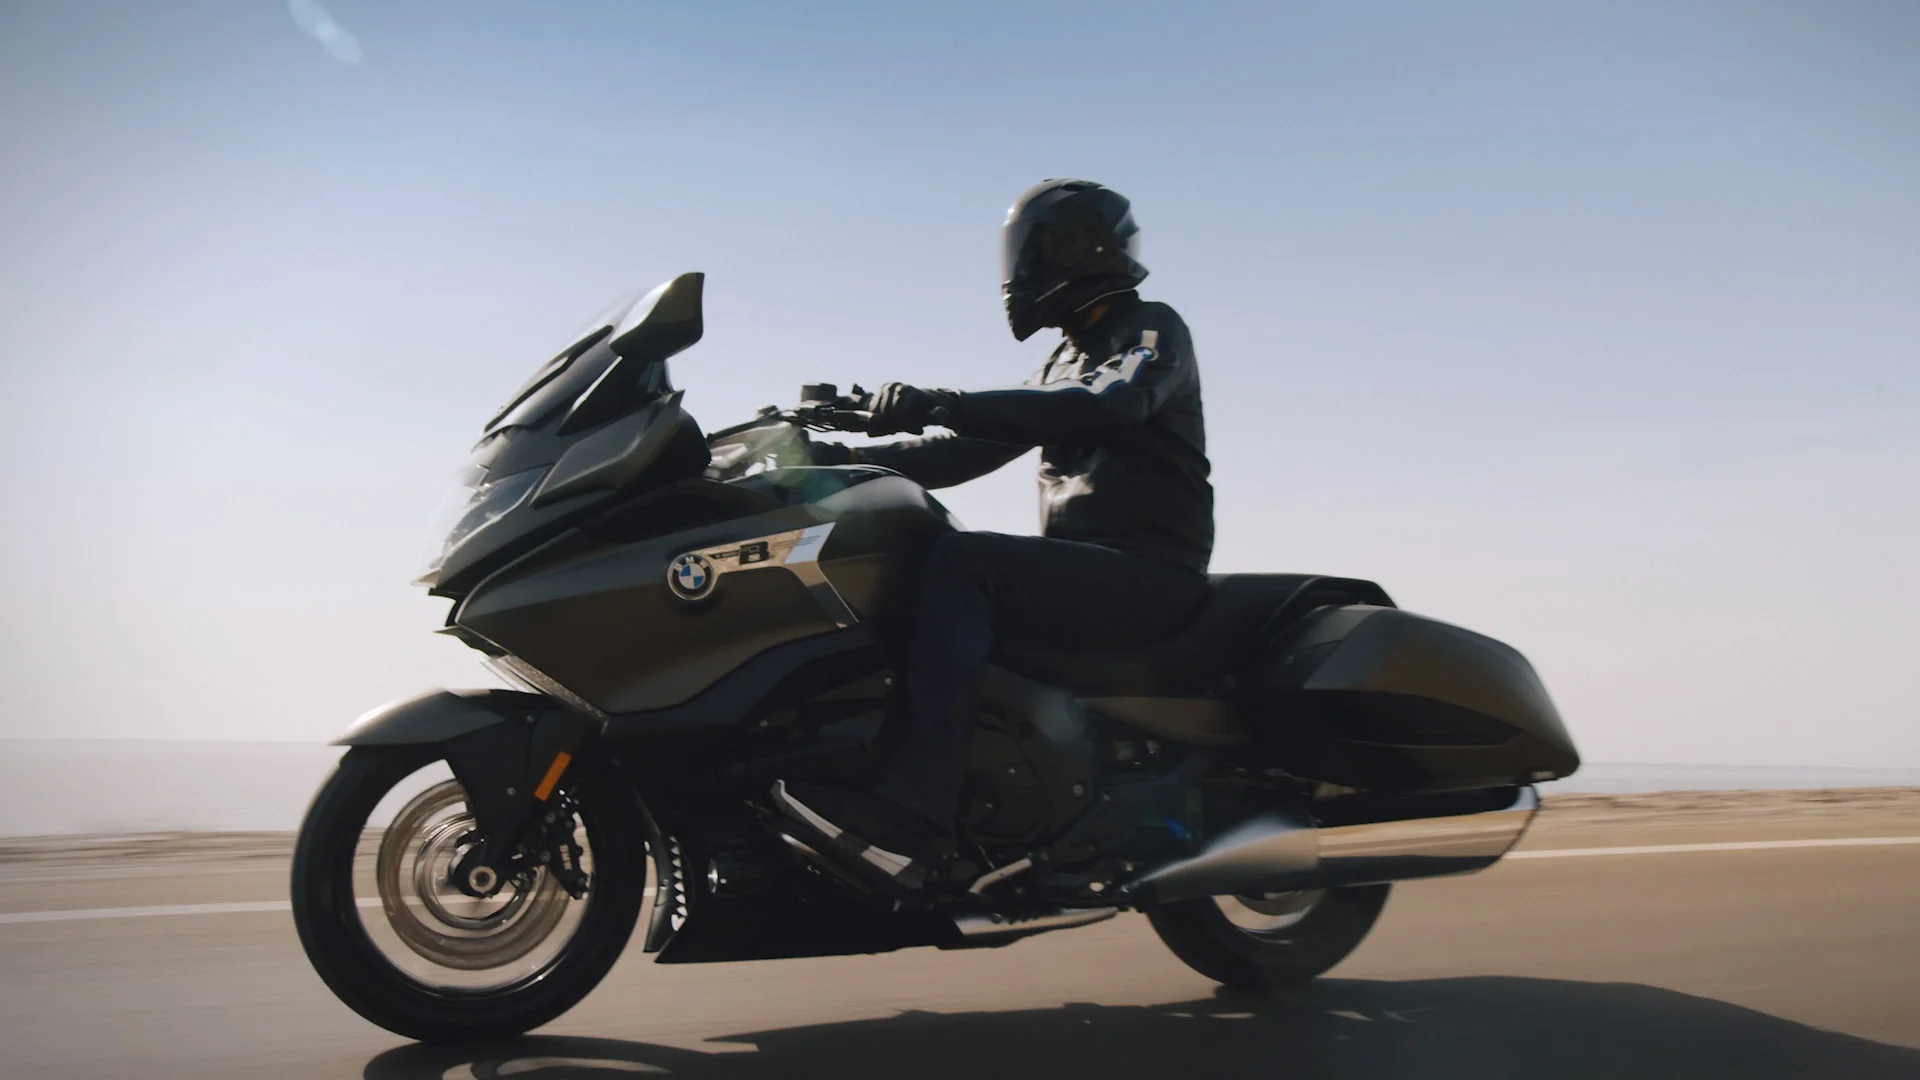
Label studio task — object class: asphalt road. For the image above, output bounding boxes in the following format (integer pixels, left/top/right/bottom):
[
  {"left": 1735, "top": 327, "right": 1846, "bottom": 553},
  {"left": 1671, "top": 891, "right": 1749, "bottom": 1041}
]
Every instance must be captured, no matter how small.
[{"left": 2, "top": 818, "right": 1917, "bottom": 1080}]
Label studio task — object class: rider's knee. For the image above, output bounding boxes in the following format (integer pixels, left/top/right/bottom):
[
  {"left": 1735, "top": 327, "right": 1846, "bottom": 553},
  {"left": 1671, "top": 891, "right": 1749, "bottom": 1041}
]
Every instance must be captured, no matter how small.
[{"left": 922, "top": 531, "right": 999, "bottom": 587}]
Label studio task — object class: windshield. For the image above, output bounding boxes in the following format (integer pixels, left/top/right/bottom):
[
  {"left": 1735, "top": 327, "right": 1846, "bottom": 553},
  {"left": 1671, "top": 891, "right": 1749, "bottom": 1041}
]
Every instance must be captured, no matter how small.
[
  {"left": 419, "top": 272, "right": 708, "bottom": 593},
  {"left": 484, "top": 274, "right": 701, "bottom": 436},
  {"left": 486, "top": 328, "right": 615, "bottom": 432}
]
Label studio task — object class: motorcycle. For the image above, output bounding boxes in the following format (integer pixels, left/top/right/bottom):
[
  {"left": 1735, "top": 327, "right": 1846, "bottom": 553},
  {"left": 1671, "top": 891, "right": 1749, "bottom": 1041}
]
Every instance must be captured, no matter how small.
[{"left": 290, "top": 272, "right": 1580, "bottom": 1043}]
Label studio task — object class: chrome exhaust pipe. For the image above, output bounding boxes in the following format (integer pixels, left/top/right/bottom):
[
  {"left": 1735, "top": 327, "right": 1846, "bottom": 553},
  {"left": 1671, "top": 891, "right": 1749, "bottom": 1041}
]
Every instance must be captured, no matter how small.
[{"left": 1126, "top": 786, "right": 1539, "bottom": 904}]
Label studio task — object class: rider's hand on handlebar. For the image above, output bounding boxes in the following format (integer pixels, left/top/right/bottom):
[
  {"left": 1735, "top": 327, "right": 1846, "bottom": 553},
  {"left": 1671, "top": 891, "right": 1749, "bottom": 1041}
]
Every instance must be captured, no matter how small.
[
  {"left": 868, "top": 383, "right": 961, "bottom": 437},
  {"left": 806, "top": 439, "right": 856, "bottom": 466}
]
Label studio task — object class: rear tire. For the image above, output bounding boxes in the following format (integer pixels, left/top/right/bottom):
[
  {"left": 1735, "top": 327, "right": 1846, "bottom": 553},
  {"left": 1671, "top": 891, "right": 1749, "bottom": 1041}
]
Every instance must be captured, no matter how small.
[
  {"left": 291, "top": 746, "right": 649, "bottom": 1043},
  {"left": 1146, "top": 885, "right": 1389, "bottom": 991}
]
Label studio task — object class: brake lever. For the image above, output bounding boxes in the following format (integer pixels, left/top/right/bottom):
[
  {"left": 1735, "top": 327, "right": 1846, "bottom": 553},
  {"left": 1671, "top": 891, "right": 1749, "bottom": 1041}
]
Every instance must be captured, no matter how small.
[{"left": 822, "top": 410, "right": 877, "bottom": 433}]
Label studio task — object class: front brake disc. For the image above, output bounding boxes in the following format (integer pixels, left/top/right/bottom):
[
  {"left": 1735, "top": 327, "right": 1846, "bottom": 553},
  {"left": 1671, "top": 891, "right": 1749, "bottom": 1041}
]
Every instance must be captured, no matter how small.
[{"left": 374, "top": 780, "right": 573, "bottom": 971}]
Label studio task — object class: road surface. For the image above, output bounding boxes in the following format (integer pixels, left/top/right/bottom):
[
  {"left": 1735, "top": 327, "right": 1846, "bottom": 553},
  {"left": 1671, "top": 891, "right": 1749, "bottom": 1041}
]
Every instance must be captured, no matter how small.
[{"left": 2, "top": 795, "right": 1917, "bottom": 1079}]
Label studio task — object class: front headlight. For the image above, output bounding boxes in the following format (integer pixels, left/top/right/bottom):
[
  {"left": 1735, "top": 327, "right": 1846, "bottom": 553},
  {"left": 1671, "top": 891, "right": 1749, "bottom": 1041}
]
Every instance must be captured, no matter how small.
[{"left": 415, "top": 466, "right": 547, "bottom": 586}]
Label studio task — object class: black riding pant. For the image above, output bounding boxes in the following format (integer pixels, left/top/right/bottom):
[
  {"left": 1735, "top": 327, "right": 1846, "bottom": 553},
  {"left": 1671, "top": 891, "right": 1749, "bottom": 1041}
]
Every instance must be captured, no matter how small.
[{"left": 875, "top": 531, "right": 1209, "bottom": 825}]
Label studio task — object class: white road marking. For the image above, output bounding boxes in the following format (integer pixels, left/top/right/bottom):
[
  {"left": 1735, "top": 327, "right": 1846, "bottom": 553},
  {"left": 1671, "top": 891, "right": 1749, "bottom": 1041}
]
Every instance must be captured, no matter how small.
[
  {"left": 1509, "top": 836, "right": 1920, "bottom": 859},
  {"left": 1, "top": 888, "right": 659, "bottom": 925},
  {"left": 0, "top": 900, "right": 297, "bottom": 924},
  {"left": 2, "top": 839, "right": 1913, "bottom": 925}
]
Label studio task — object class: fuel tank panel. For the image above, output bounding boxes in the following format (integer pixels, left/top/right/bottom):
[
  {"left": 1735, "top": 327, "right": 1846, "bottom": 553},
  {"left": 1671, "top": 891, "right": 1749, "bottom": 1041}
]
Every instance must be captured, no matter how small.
[{"left": 457, "top": 469, "right": 952, "bottom": 715}]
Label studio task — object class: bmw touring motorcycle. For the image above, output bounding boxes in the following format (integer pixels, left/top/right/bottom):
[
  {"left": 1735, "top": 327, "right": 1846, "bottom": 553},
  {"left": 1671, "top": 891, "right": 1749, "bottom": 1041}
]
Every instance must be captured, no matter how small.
[{"left": 291, "top": 273, "right": 1580, "bottom": 1042}]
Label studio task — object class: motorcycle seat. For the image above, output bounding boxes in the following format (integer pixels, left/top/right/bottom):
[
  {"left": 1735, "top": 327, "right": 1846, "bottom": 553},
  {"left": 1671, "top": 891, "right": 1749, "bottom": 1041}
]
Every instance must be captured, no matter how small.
[{"left": 995, "top": 573, "right": 1392, "bottom": 699}]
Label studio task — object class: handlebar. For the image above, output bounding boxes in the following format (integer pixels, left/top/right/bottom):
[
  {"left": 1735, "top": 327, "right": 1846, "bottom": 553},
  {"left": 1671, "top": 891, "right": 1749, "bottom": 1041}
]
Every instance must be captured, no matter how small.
[{"left": 712, "top": 381, "right": 948, "bottom": 450}]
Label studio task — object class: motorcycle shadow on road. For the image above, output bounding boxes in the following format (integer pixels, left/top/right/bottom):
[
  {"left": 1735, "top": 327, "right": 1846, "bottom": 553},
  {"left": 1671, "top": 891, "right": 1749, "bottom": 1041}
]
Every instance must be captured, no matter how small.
[{"left": 363, "top": 975, "right": 1919, "bottom": 1080}]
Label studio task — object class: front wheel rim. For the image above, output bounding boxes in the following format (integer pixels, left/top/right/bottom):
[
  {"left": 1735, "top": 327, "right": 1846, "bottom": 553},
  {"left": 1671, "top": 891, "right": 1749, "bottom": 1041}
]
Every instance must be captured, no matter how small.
[{"left": 356, "top": 773, "right": 596, "bottom": 990}]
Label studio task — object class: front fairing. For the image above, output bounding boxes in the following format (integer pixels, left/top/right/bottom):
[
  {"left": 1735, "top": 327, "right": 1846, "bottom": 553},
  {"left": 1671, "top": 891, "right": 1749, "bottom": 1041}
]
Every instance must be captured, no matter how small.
[{"left": 417, "top": 273, "right": 712, "bottom": 597}]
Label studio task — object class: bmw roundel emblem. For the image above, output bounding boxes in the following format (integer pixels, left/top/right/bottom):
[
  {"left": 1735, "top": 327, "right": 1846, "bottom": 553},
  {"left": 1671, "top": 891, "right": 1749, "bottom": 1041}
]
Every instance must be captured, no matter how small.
[{"left": 666, "top": 552, "right": 717, "bottom": 602}]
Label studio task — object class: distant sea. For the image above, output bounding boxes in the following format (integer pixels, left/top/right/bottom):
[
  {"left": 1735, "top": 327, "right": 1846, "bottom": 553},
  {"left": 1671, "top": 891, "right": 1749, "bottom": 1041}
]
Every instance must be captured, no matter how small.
[{"left": 2, "top": 739, "right": 1918, "bottom": 837}]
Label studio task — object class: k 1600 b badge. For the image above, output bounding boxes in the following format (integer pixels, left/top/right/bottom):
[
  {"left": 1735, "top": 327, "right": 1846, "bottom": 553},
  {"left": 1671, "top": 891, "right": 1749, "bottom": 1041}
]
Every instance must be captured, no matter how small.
[
  {"left": 666, "top": 552, "right": 717, "bottom": 601},
  {"left": 662, "top": 523, "right": 856, "bottom": 625}
]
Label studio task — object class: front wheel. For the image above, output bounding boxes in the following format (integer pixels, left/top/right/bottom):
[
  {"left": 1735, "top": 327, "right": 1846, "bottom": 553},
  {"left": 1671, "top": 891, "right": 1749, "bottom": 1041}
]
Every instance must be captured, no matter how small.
[
  {"left": 291, "top": 746, "right": 649, "bottom": 1043},
  {"left": 1145, "top": 885, "right": 1389, "bottom": 992}
]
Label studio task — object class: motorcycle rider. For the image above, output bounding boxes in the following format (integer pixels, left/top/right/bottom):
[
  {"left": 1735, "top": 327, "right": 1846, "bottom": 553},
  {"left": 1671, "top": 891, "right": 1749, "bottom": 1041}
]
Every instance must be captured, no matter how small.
[{"left": 781, "top": 179, "right": 1214, "bottom": 874}]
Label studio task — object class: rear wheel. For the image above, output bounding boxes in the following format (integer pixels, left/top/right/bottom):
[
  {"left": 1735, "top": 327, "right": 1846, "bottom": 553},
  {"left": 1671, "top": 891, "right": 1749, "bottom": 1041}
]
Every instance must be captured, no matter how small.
[
  {"left": 1145, "top": 885, "right": 1389, "bottom": 991},
  {"left": 291, "top": 746, "right": 649, "bottom": 1043}
]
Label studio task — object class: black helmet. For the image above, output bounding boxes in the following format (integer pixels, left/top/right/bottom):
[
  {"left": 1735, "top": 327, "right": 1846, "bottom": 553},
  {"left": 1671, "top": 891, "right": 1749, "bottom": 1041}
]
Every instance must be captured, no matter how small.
[{"left": 1000, "top": 179, "right": 1148, "bottom": 341}]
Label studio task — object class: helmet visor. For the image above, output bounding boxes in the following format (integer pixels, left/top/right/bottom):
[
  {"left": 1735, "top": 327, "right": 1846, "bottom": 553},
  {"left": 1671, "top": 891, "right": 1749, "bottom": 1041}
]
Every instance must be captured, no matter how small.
[
  {"left": 1000, "top": 186, "right": 1083, "bottom": 287},
  {"left": 1000, "top": 214, "right": 1039, "bottom": 288}
]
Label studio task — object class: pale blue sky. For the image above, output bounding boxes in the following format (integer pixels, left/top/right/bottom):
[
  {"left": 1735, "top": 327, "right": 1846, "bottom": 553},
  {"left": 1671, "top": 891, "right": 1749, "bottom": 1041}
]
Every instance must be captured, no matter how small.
[{"left": 0, "top": 1, "right": 1914, "bottom": 767}]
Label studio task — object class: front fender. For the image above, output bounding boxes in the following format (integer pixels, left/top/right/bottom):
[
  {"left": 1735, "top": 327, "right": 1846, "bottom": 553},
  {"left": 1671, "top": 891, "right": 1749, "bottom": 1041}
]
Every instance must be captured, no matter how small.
[
  {"left": 332, "top": 689, "right": 611, "bottom": 893},
  {"left": 332, "top": 688, "right": 550, "bottom": 746}
]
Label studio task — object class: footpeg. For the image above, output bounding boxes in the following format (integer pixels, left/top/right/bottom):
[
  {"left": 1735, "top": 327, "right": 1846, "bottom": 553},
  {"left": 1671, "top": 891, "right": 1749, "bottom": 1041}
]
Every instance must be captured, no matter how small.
[
  {"left": 966, "top": 856, "right": 1034, "bottom": 895},
  {"left": 770, "top": 781, "right": 924, "bottom": 889}
]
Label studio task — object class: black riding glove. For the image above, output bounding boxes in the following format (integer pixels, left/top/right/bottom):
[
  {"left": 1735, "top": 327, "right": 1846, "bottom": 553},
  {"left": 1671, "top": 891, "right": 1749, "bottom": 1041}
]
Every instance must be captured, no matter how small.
[
  {"left": 806, "top": 439, "right": 857, "bottom": 466},
  {"left": 868, "top": 383, "right": 962, "bottom": 436}
]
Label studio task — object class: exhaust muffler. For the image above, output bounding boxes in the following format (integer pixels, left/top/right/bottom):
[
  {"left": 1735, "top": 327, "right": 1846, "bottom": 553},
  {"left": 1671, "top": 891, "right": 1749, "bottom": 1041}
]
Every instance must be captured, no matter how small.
[{"left": 1125, "top": 786, "right": 1539, "bottom": 904}]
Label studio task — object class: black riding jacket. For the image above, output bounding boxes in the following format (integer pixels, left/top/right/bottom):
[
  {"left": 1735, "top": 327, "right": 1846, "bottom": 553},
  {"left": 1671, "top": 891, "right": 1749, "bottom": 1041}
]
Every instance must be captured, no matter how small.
[{"left": 855, "top": 292, "right": 1214, "bottom": 575}]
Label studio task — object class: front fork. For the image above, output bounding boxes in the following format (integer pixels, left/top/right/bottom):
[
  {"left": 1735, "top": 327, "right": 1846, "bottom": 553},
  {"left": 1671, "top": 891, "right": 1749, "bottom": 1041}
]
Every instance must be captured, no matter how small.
[{"left": 443, "top": 709, "right": 596, "bottom": 899}]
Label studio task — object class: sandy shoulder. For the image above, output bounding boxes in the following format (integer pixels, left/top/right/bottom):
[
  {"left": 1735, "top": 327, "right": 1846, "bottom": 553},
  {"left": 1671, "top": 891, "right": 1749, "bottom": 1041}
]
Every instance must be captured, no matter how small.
[{"left": 1525, "top": 786, "right": 1920, "bottom": 849}]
